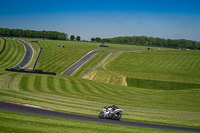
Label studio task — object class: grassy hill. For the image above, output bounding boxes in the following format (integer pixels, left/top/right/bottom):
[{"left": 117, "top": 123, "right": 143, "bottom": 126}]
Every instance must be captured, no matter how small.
[
  {"left": 0, "top": 38, "right": 199, "bottom": 132},
  {"left": 83, "top": 50, "right": 200, "bottom": 87}
]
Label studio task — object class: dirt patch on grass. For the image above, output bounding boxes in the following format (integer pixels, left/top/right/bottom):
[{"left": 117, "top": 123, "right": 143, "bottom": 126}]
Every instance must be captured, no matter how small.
[
  {"left": 83, "top": 69, "right": 98, "bottom": 80},
  {"left": 122, "top": 77, "right": 127, "bottom": 86}
]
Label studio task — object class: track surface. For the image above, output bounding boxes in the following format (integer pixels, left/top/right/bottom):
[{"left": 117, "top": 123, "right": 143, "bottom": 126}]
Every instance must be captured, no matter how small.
[
  {"left": 61, "top": 50, "right": 104, "bottom": 76},
  {"left": 15, "top": 39, "right": 33, "bottom": 67},
  {"left": 0, "top": 101, "right": 200, "bottom": 132}
]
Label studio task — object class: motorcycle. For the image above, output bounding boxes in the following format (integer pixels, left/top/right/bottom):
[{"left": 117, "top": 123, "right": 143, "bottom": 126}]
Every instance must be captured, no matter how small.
[{"left": 98, "top": 105, "right": 123, "bottom": 120}]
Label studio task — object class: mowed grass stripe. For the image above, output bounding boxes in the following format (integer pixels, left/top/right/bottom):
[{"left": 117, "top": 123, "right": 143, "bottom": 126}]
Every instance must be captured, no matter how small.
[
  {"left": 53, "top": 77, "right": 63, "bottom": 93},
  {"left": 40, "top": 76, "right": 49, "bottom": 92},
  {"left": 27, "top": 75, "right": 36, "bottom": 91},
  {"left": 34, "top": 75, "right": 42, "bottom": 91},
  {"left": 59, "top": 78, "right": 67, "bottom": 92},
  {"left": 80, "top": 79, "right": 104, "bottom": 94},
  {"left": 97, "top": 83, "right": 122, "bottom": 95},
  {"left": 75, "top": 79, "right": 104, "bottom": 95},
  {"left": 72, "top": 79, "right": 89, "bottom": 94},
  {"left": 19, "top": 76, "right": 29, "bottom": 91},
  {"left": 59, "top": 76, "right": 73, "bottom": 93},
  {"left": 67, "top": 77, "right": 82, "bottom": 94},
  {"left": 47, "top": 76, "right": 56, "bottom": 92},
  {"left": 87, "top": 81, "right": 109, "bottom": 95},
  {"left": 77, "top": 80, "right": 97, "bottom": 95}
]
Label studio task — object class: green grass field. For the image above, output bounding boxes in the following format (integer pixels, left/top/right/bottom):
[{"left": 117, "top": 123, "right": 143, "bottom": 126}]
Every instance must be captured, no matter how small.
[
  {"left": 83, "top": 50, "right": 200, "bottom": 86},
  {"left": 107, "top": 50, "right": 200, "bottom": 83},
  {"left": 0, "top": 110, "right": 188, "bottom": 133},
  {"left": 0, "top": 38, "right": 199, "bottom": 132}
]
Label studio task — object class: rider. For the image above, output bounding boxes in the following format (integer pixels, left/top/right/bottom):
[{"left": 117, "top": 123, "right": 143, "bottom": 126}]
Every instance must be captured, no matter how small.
[
  {"left": 106, "top": 105, "right": 118, "bottom": 112},
  {"left": 111, "top": 105, "right": 117, "bottom": 111}
]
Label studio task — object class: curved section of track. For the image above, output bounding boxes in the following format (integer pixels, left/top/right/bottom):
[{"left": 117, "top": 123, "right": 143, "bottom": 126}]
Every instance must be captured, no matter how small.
[
  {"left": 61, "top": 50, "right": 104, "bottom": 76},
  {"left": 0, "top": 101, "right": 199, "bottom": 132},
  {"left": 14, "top": 39, "right": 33, "bottom": 68}
]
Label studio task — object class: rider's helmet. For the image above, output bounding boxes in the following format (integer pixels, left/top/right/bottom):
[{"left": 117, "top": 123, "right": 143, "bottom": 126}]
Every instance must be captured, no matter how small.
[{"left": 112, "top": 105, "right": 116, "bottom": 110}]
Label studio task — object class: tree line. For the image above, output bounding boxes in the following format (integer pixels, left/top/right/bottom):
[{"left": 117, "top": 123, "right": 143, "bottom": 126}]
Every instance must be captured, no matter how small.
[
  {"left": 0, "top": 28, "right": 68, "bottom": 40},
  {"left": 91, "top": 36, "right": 200, "bottom": 50}
]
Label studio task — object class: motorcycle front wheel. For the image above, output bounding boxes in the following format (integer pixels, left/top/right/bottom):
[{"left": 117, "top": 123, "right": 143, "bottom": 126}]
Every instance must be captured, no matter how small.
[
  {"left": 112, "top": 113, "right": 121, "bottom": 120},
  {"left": 98, "top": 112, "right": 104, "bottom": 119}
]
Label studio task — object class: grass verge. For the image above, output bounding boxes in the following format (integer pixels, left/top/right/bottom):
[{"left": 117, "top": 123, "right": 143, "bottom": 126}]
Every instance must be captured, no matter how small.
[{"left": 0, "top": 110, "right": 189, "bottom": 133}]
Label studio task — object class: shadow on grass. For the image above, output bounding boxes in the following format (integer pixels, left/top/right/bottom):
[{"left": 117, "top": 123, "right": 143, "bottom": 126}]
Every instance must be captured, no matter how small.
[{"left": 127, "top": 78, "right": 200, "bottom": 90}]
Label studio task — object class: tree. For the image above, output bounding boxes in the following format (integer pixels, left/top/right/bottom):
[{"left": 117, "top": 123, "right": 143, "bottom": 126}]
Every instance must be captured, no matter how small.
[
  {"left": 76, "top": 36, "right": 81, "bottom": 41},
  {"left": 90, "top": 37, "right": 102, "bottom": 42},
  {"left": 70, "top": 35, "right": 75, "bottom": 41},
  {"left": 95, "top": 37, "right": 102, "bottom": 42},
  {"left": 91, "top": 38, "right": 95, "bottom": 42}
]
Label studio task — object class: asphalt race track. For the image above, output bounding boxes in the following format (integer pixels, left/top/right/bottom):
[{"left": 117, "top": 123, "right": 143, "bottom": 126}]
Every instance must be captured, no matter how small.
[
  {"left": 61, "top": 50, "right": 104, "bottom": 76},
  {"left": 0, "top": 101, "right": 200, "bottom": 132},
  {"left": 15, "top": 39, "right": 33, "bottom": 67}
]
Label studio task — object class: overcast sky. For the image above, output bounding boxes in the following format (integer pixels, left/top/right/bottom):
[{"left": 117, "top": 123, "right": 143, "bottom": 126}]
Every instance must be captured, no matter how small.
[{"left": 0, "top": 0, "right": 200, "bottom": 41}]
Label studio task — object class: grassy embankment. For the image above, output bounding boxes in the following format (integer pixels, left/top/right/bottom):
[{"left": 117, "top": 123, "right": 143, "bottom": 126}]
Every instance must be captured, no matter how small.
[
  {"left": 0, "top": 38, "right": 199, "bottom": 132},
  {"left": 0, "top": 38, "right": 25, "bottom": 70}
]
